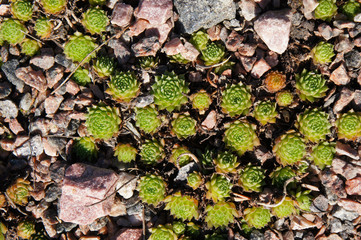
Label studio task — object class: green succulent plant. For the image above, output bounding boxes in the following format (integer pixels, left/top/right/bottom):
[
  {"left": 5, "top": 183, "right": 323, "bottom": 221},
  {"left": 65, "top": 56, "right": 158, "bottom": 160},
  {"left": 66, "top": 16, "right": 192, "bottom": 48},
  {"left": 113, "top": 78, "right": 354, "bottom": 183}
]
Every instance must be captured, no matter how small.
[
  {"left": 205, "top": 233, "right": 227, "bottom": 240},
  {"left": 21, "top": 39, "right": 40, "bottom": 57},
  {"left": 137, "top": 174, "right": 166, "bottom": 206},
  {"left": 169, "top": 145, "right": 192, "bottom": 167},
  {"left": 0, "top": 222, "right": 7, "bottom": 237},
  {"left": 295, "top": 190, "right": 312, "bottom": 211},
  {"left": 135, "top": 105, "right": 161, "bottom": 134},
  {"left": 93, "top": 55, "right": 115, "bottom": 78},
  {"left": 72, "top": 137, "right": 98, "bottom": 162},
  {"left": 82, "top": 7, "right": 109, "bottom": 34},
  {"left": 205, "top": 202, "right": 239, "bottom": 229},
  {"left": 34, "top": 18, "right": 52, "bottom": 39},
  {"left": 272, "top": 197, "right": 297, "bottom": 218},
  {"left": 296, "top": 108, "right": 332, "bottom": 142},
  {"left": 138, "top": 56, "right": 159, "bottom": 70},
  {"left": 342, "top": 0, "right": 361, "bottom": 20},
  {"left": 41, "top": 0, "right": 67, "bottom": 14},
  {"left": 11, "top": 0, "right": 33, "bottom": 21},
  {"left": 152, "top": 71, "right": 189, "bottom": 112},
  {"left": 310, "top": 141, "right": 336, "bottom": 169},
  {"left": 171, "top": 114, "right": 197, "bottom": 139},
  {"left": 224, "top": 121, "right": 259, "bottom": 156},
  {"left": 17, "top": 220, "right": 35, "bottom": 240},
  {"left": 187, "top": 172, "right": 203, "bottom": 190},
  {"left": 214, "top": 151, "right": 239, "bottom": 173},
  {"left": 169, "top": 53, "right": 190, "bottom": 64},
  {"left": 172, "top": 221, "right": 186, "bottom": 236},
  {"left": 72, "top": 67, "right": 91, "bottom": 86},
  {"left": 253, "top": 101, "right": 278, "bottom": 125},
  {"left": 264, "top": 71, "right": 287, "bottom": 93},
  {"left": 149, "top": 225, "right": 178, "bottom": 240},
  {"left": 276, "top": 90, "right": 294, "bottom": 107},
  {"left": 185, "top": 222, "right": 200, "bottom": 238},
  {"left": 64, "top": 32, "right": 97, "bottom": 63},
  {"left": 139, "top": 140, "right": 164, "bottom": 165},
  {"left": 205, "top": 174, "right": 232, "bottom": 202},
  {"left": 273, "top": 132, "right": 306, "bottom": 165},
  {"left": 311, "top": 41, "right": 335, "bottom": 65},
  {"left": 0, "top": 19, "right": 26, "bottom": 45},
  {"left": 314, "top": 0, "right": 338, "bottom": 21},
  {"left": 244, "top": 207, "right": 271, "bottom": 229},
  {"left": 191, "top": 90, "right": 212, "bottom": 113},
  {"left": 29, "top": 231, "right": 49, "bottom": 240},
  {"left": 239, "top": 165, "right": 265, "bottom": 192},
  {"left": 189, "top": 30, "right": 209, "bottom": 51},
  {"left": 198, "top": 146, "right": 215, "bottom": 167},
  {"left": 106, "top": 71, "right": 140, "bottom": 102},
  {"left": 270, "top": 166, "right": 296, "bottom": 189},
  {"left": 295, "top": 69, "right": 328, "bottom": 102},
  {"left": 201, "top": 42, "right": 225, "bottom": 66},
  {"left": 221, "top": 83, "right": 252, "bottom": 117},
  {"left": 85, "top": 104, "right": 121, "bottom": 140},
  {"left": 164, "top": 192, "right": 199, "bottom": 221},
  {"left": 6, "top": 178, "right": 32, "bottom": 205},
  {"left": 114, "top": 143, "right": 137, "bottom": 163},
  {"left": 336, "top": 111, "right": 361, "bottom": 140}
]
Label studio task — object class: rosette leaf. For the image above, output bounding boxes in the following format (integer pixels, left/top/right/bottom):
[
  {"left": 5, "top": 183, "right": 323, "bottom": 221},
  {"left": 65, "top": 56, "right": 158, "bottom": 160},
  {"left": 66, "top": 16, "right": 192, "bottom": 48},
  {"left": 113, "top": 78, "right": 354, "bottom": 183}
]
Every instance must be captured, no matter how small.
[
  {"left": 164, "top": 192, "right": 199, "bottom": 221},
  {"left": 296, "top": 190, "right": 312, "bottom": 211},
  {"left": 264, "top": 71, "right": 286, "bottom": 93},
  {"left": 137, "top": 174, "right": 166, "bottom": 206},
  {"left": 82, "top": 7, "right": 109, "bottom": 34},
  {"left": 296, "top": 108, "right": 331, "bottom": 142},
  {"left": 72, "top": 67, "right": 91, "bottom": 86},
  {"left": 11, "top": 0, "right": 33, "bottom": 21},
  {"left": 169, "top": 145, "right": 191, "bottom": 167},
  {"left": 239, "top": 165, "right": 265, "bottom": 192},
  {"left": 244, "top": 207, "right": 271, "bottom": 229},
  {"left": 34, "top": 18, "right": 52, "bottom": 39},
  {"left": 149, "top": 225, "right": 177, "bottom": 240},
  {"left": 336, "top": 111, "right": 361, "bottom": 140},
  {"left": 342, "top": 0, "right": 361, "bottom": 20},
  {"left": 253, "top": 101, "right": 278, "bottom": 125},
  {"left": 189, "top": 30, "right": 209, "bottom": 51},
  {"left": 169, "top": 53, "right": 190, "bottom": 64},
  {"left": 314, "top": 0, "right": 338, "bottom": 21},
  {"left": 187, "top": 172, "right": 203, "bottom": 190},
  {"left": 6, "top": 178, "right": 32, "bottom": 205},
  {"left": 190, "top": 90, "right": 211, "bottom": 113},
  {"left": 276, "top": 90, "right": 294, "bottom": 107},
  {"left": 272, "top": 197, "right": 297, "bottom": 218},
  {"left": 17, "top": 220, "right": 35, "bottom": 239},
  {"left": 311, "top": 41, "right": 335, "bottom": 64},
  {"left": 72, "top": 137, "right": 98, "bottom": 162},
  {"left": 152, "top": 71, "right": 189, "bottom": 112},
  {"left": 295, "top": 69, "right": 328, "bottom": 102},
  {"left": 214, "top": 151, "right": 239, "bottom": 173},
  {"left": 221, "top": 83, "right": 252, "bottom": 117},
  {"left": 21, "top": 39, "right": 40, "bottom": 57},
  {"left": 270, "top": 166, "right": 296, "bottom": 189},
  {"left": 205, "top": 201, "right": 239, "bottom": 229},
  {"left": 172, "top": 221, "right": 186, "bottom": 236},
  {"left": 171, "top": 114, "right": 197, "bottom": 139},
  {"left": 139, "top": 140, "right": 164, "bottom": 165},
  {"left": 114, "top": 143, "right": 137, "bottom": 163},
  {"left": 310, "top": 141, "right": 336, "bottom": 169},
  {"left": 135, "top": 105, "right": 161, "bottom": 134},
  {"left": 0, "top": 19, "right": 26, "bottom": 45},
  {"left": 64, "top": 32, "right": 97, "bottom": 63},
  {"left": 273, "top": 132, "right": 306, "bottom": 165},
  {"left": 41, "top": 0, "right": 67, "bottom": 14},
  {"left": 106, "top": 71, "right": 140, "bottom": 102},
  {"left": 93, "top": 55, "right": 115, "bottom": 78},
  {"left": 138, "top": 56, "right": 159, "bottom": 70},
  {"left": 205, "top": 174, "right": 232, "bottom": 202},
  {"left": 201, "top": 42, "right": 225, "bottom": 65}
]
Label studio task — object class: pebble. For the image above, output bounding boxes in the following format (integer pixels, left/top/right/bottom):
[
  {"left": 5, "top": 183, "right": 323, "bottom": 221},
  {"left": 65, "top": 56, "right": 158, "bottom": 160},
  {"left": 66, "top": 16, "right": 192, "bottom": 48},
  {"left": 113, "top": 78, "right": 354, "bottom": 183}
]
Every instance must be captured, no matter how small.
[
  {"left": 109, "top": 38, "right": 132, "bottom": 64},
  {"left": 332, "top": 158, "right": 361, "bottom": 180},
  {"left": 116, "top": 172, "right": 137, "bottom": 199},
  {"left": 1, "top": 59, "right": 24, "bottom": 92},
  {"left": 345, "top": 50, "right": 361, "bottom": 69},
  {"left": 55, "top": 54, "right": 74, "bottom": 70},
  {"left": 49, "top": 161, "right": 66, "bottom": 183},
  {"left": 335, "top": 141, "right": 359, "bottom": 160},
  {"left": 310, "top": 195, "right": 329, "bottom": 212},
  {"left": 134, "top": 0, "right": 173, "bottom": 25},
  {"left": 114, "top": 228, "right": 143, "bottom": 240},
  {"left": 111, "top": 3, "right": 133, "bottom": 28},
  {"left": 0, "top": 100, "right": 18, "bottom": 119},
  {"left": 330, "top": 64, "right": 350, "bottom": 85},
  {"left": 132, "top": 36, "right": 161, "bottom": 57},
  {"left": 145, "top": 19, "right": 172, "bottom": 44},
  {"left": 44, "top": 95, "right": 64, "bottom": 115},
  {"left": 174, "top": 162, "right": 200, "bottom": 183},
  {"left": 355, "top": 13, "right": 361, "bottom": 22},
  {"left": 30, "top": 48, "right": 55, "bottom": 70},
  {"left": 320, "top": 170, "right": 347, "bottom": 198},
  {"left": 251, "top": 58, "right": 271, "bottom": 78},
  {"left": 249, "top": 230, "right": 264, "bottom": 240},
  {"left": 302, "top": 0, "right": 319, "bottom": 20},
  {"left": 239, "top": 0, "right": 260, "bottom": 21},
  {"left": 46, "top": 65, "right": 64, "bottom": 89},
  {"left": 330, "top": 218, "right": 343, "bottom": 233},
  {"left": 15, "top": 66, "right": 47, "bottom": 92},
  {"left": 332, "top": 206, "right": 359, "bottom": 221},
  {"left": 333, "top": 88, "right": 354, "bottom": 114},
  {"left": 0, "top": 81, "right": 11, "bottom": 99},
  {"left": 345, "top": 177, "right": 361, "bottom": 196},
  {"left": 201, "top": 110, "right": 217, "bottom": 130},
  {"left": 338, "top": 199, "right": 361, "bottom": 214},
  {"left": 88, "top": 217, "right": 108, "bottom": 232},
  {"left": 45, "top": 184, "right": 62, "bottom": 202}
]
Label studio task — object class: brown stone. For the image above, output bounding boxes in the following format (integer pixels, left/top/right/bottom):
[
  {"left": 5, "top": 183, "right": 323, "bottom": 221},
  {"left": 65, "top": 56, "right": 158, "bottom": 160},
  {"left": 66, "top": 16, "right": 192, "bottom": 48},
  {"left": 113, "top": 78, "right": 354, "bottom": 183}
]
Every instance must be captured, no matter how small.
[
  {"left": 345, "top": 177, "right": 361, "bottom": 196},
  {"left": 114, "top": 229, "right": 143, "bottom": 240},
  {"left": 251, "top": 58, "right": 271, "bottom": 78},
  {"left": 330, "top": 64, "right": 350, "bottom": 85},
  {"left": 111, "top": 3, "right": 133, "bottom": 28},
  {"left": 15, "top": 66, "right": 47, "bottom": 92}
]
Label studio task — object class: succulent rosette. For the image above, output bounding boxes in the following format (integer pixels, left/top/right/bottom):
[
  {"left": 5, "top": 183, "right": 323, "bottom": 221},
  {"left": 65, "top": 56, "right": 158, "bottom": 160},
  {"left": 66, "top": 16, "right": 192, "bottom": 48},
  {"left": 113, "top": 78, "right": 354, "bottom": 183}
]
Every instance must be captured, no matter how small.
[
  {"left": 106, "top": 71, "right": 140, "bottom": 102},
  {"left": 169, "top": 145, "right": 192, "bottom": 167},
  {"left": 139, "top": 139, "right": 164, "bottom": 165},
  {"left": 314, "top": 0, "right": 338, "bottom": 21},
  {"left": 187, "top": 172, "right": 203, "bottom": 190},
  {"left": 169, "top": 53, "right": 190, "bottom": 64},
  {"left": 205, "top": 174, "right": 232, "bottom": 202},
  {"left": 114, "top": 143, "right": 137, "bottom": 163},
  {"left": 138, "top": 56, "right": 159, "bottom": 70},
  {"left": 214, "top": 151, "right": 239, "bottom": 173},
  {"left": 342, "top": 0, "right": 361, "bottom": 20},
  {"left": 0, "top": 19, "right": 27, "bottom": 45},
  {"left": 311, "top": 41, "right": 335, "bottom": 65},
  {"left": 272, "top": 197, "right": 297, "bottom": 219},
  {"left": 172, "top": 221, "right": 186, "bottom": 236},
  {"left": 164, "top": 192, "right": 199, "bottom": 221},
  {"left": 82, "top": 7, "right": 109, "bottom": 34},
  {"left": 264, "top": 71, "right": 286, "bottom": 93},
  {"left": 270, "top": 166, "right": 296, "bottom": 189},
  {"left": 41, "top": 0, "right": 67, "bottom": 14},
  {"left": 34, "top": 18, "right": 52, "bottom": 39},
  {"left": 221, "top": 83, "right": 252, "bottom": 117},
  {"left": 6, "top": 178, "right": 32, "bottom": 206},
  {"left": 205, "top": 201, "right": 239, "bottom": 229},
  {"left": 72, "top": 67, "right": 91, "bottom": 86},
  {"left": 17, "top": 220, "right": 35, "bottom": 239},
  {"left": 189, "top": 30, "right": 209, "bottom": 51},
  {"left": 64, "top": 32, "right": 98, "bottom": 63},
  {"left": 310, "top": 141, "right": 336, "bottom": 169},
  {"left": 295, "top": 69, "right": 328, "bottom": 102},
  {"left": 239, "top": 165, "right": 265, "bottom": 192},
  {"left": 149, "top": 225, "right": 178, "bottom": 240},
  {"left": 72, "top": 137, "right": 98, "bottom": 162},
  {"left": 93, "top": 56, "right": 115, "bottom": 78},
  {"left": 253, "top": 101, "right": 278, "bottom": 125},
  {"left": 201, "top": 42, "right": 226, "bottom": 65},
  {"left": 135, "top": 105, "right": 161, "bottom": 134},
  {"left": 11, "top": 0, "right": 33, "bottom": 21},
  {"left": 273, "top": 131, "right": 306, "bottom": 165},
  {"left": 137, "top": 174, "right": 166, "bottom": 206},
  {"left": 21, "top": 39, "right": 40, "bottom": 57},
  {"left": 244, "top": 207, "right": 271, "bottom": 229},
  {"left": 296, "top": 190, "right": 312, "bottom": 211},
  {"left": 276, "top": 90, "right": 294, "bottom": 107},
  {"left": 296, "top": 108, "right": 331, "bottom": 142},
  {"left": 336, "top": 111, "right": 361, "bottom": 140},
  {"left": 171, "top": 114, "right": 197, "bottom": 139},
  {"left": 191, "top": 90, "right": 212, "bottom": 113}
]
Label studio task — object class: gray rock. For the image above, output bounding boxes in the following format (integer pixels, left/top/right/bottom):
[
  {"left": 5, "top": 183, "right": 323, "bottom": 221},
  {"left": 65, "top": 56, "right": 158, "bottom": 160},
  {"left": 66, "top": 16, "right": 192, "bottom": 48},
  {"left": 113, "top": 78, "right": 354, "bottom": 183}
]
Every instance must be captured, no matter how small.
[
  {"left": 174, "top": 162, "right": 200, "bottom": 182},
  {"left": 311, "top": 195, "right": 329, "bottom": 212},
  {"left": 333, "top": 206, "right": 359, "bottom": 221},
  {"left": 30, "top": 48, "right": 55, "bottom": 70},
  {"left": 333, "top": 88, "right": 354, "bottom": 113},
  {"left": 88, "top": 217, "right": 109, "bottom": 231},
  {"left": 19, "top": 93, "right": 32, "bottom": 112},
  {"left": 133, "top": 95, "right": 154, "bottom": 108},
  {"left": 0, "top": 81, "right": 11, "bottom": 99},
  {"left": 55, "top": 54, "right": 74, "bottom": 70},
  {"left": 49, "top": 161, "right": 66, "bottom": 183},
  {"left": 45, "top": 184, "right": 61, "bottom": 202},
  {"left": 55, "top": 222, "right": 77, "bottom": 234},
  {"left": 345, "top": 50, "right": 361, "bottom": 69},
  {"left": 174, "top": 0, "right": 236, "bottom": 34},
  {"left": 250, "top": 230, "right": 264, "bottom": 240},
  {"left": 1, "top": 59, "right": 24, "bottom": 92},
  {"left": 0, "top": 100, "right": 17, "bottom": 118},
  {"left": 239, "top": 0, "right": 260, "bottom": 21},
  {"left": 330, "top": 218, "right": 343, "bottom": 233},
  {"left": 116, "top": 172, "right": 137, "bottom": 199},
  {"left": 126, "top": 202, "right": 143, "bottom": 215},
  {"left": 14, "top": 135, "right": 44, "bottom": 157}
]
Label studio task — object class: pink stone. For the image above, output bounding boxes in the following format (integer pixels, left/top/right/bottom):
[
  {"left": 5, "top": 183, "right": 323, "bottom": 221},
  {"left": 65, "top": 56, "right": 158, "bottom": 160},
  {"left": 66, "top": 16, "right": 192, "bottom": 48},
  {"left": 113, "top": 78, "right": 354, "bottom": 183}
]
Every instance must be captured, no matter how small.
[
  {"left": 44, "top": 95, "right": 64, "bottom": 115},
  {"left": 0, "top": 4, "right": 10, "bottom": 16},
  {"left": 238, "top": 55, "right": 257, "bottom": 72},
  {"left": 303, "top": 0, "right": 319, "bottom": 19},
  {"left": 15, "top": 66, "right": 47, "bottom": 92},
  {"left": 111, "top": 3, "right": 133, "bottom": 28},
  {"left": 132, "top": 36, "right": 161, "bottom": 57},
  {"left": 43, "top": 137, "right": 58, "bottom": 157},
  {"left": 265, "top": 51, "right": 279, "bottom": 68},
  {"left": 0, "top": 138, "right": 15, "bottom": 151},
  {"left": 333, "top": 88, "right": 354, "bottom": 114},
  {"left": 345, "top": 177, "right": 361, "bottom": 196},
  {"left": 128, "top": 19, "right": 150, "bottom": 37},
  {"left": 225, "top": 30, "right": 244, "bottom": 52},
  {"left": 330, "top": 64, "right": 350, "bottom": 85},
  {"left": 182, "top": 42, "right": 199, "bottom": 62},
  {"left": 108, "top": 39, "right": 132, "bottom": 64},
  {"left": 30, "top": 48, "right": 55, "bottom": 70},
  {"left": 145, "top": 19, "right": 173, "bottom": 44},
  {"left": 9, "top": 118, "right": 24, "bottom": 134},
  {"left": 254, "top": 9, "right": 292, "bottom": 54},
  {"left": 65, "top": 80, "right": 80, "bottom": 96},
  {"left": 163, "top": 38, "right": 185, "bottom": 56},
  {"left": 46, "top": 66, "right": 64, "bottom": 89},
  {"left": 332, "top": 158, "right": 361, "bottom": 180},
  {"left": 134, "top": 0, "right": 173, "bottom": 25},
  {"left": 239, "top": 0, "right": 260, "bottom": 21},
  {"left": 251, "top": 58, "right": 271, "bottom": 78},
  {"left": 255, "top": 0, "right": 271, "bottom": 9},
  {"left": 237, "top": 43, "right": 257, "bottom": 56},
  {"left": 59, "top": 163, "right": 119, "bottom": 225},
  {"left": 207, "top": 25, "right": 222, "bottom": 41},
  {"left": 114, "top": 229, "right": 143, "bottom": 240},
  {"left": 201, "top": 110, "right": 217, "bottom": 130},
  {"left": 338, "top": 199, "right": 361, "bottom": 214}
]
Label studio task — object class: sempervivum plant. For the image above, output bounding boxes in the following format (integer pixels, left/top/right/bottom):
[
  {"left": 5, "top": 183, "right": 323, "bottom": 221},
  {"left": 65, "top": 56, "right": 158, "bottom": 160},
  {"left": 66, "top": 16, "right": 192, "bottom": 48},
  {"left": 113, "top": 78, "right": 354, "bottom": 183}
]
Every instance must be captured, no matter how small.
[
  {"left": 82, "top": 7, "right": 109, "bottom": 34},
  {"left": 139, "top": 140, "right": 164, "bottom": 165},
  {"left": 314, "top": 0, "right": 338, "bottom": 21},
  {"left": 311, "top": 41, "right": 335, "bottom": 65},
  {"left": 41, "top": 0, "right": 67, "bottom": 14},
  {"left": 296, "top": 190, "right": 312, "bottom": 211},
  {"left": 221, "top": 83, "right": 252, "bottom": 117},
  {"left": 201, "top": 42, "right": 225, "bottom": 65},
  {"left": 295, "top": 69, "right": 328, "bottom": 102},
  {"left": 270, "top": 166, "right": 296, "bottom": 189},
  {"left": 272, "top": 197, "right": 297, "bottom": 219},
  {"left": 253, "top": 100, "right": 278, "bottom": 125},
  {"left": 11, "top": 0, "right": 33, "bottom": 21},
  {"left": 64, "top": 32, "right": 97, "bottom": 63},
  {"left": 310, "top": 141, "right": 336, "bottom": 169},
  {"left": 189, "top": 30, "right": 209, "bottom": 51},
  {"left": 93, "top": 56, "right": 115, "bottom": 78},
  {"left": 34, "top": 18, "right": 52, "bottom": 39},
  {"left": 149, "top": 225, "right": 178, "bottom": 240},
  {"left": 336, "top": 111, "right": 361, "bottom": 140},
  {"left": 85, "top": 104, "right": 121, "bottom": 140},
  {"left": 164, "top": 192, "right": 199, "bottom": 221},
  {"left": 6, "top": 178, "right": 32, "bottom": 206},
  {"left": 342, "top": 0, "right": 361, "bottom": 20},
  {"left": 21, "top": 39, "right": 40, "bottom": 57},
  {"left": 205, "top": 202, "right": 239, "bottom": 229},
  {"left": 239, "top": 165, "right": 265, "bottom": 192},
  {"left": 187, "top": 172, "right": 203, "bottom": 190},
  {"left": 276, "top": 90, "right": 294, "bottom": 107},
  {"left": 29, "top": 231, "right": 48, "bottom": 240},
  {"left": 273, "top": 131, "right": 306, "bottom": 165},
  {"left": 114, "top": 143, "right": 137, "bottom": 163},
  {"left": 17, "top": 220, "right": 36, "bottom": 239},
  {"left": 264, "top": 71, "right": 286, "bottom": 93},
  {"left": 0, "top": 19, "right": 26, "bottom": 45},
  {"left": 169, "top": 53, "right": 190, "bottom": 64},
  {"left": 72, "top": 67, "right": 91, "bottom": 86},
  {"left": 135, "top": 105, "right": 161, "bottom": 134},
  {"left": 137, "top": 174, "right": 166, "bottom": 206},
  {"left": 171, "top": 114, "right": 197, "bottom": 139},
  {"left": 138, "top": 56, "right": 159, "bottom": 70},
  {"left": 169, "top": 145, "right": 191, "bottom": 167},
  {"left": 214, "top": 151, "right": 239, "bottom": 173},
  {"left": 71, "top": 137, "right": 98, "bottom": 162},
  {"left": 205, "top": 174, "right": 232, "bottom": 202},
  {"left": 106, "top": 71, "right": 140, "bottom": 102},
  {"left": 152, "top": 71, "right": 189, "bottom": 112},
  {"left": 190, "top": 90, "right": 212, "bottom": 114},
  {"left": 224, "top": 121, "right": 259, "bottom": 156},
  {"left": 172, "top": 221, "right": 186, "bottom": 236},
  {"left": 244, "top": 207, "right": 271, "bottom": 229},
  {"left": 296, "top": 108, "right": 332, "bottom": 142}
]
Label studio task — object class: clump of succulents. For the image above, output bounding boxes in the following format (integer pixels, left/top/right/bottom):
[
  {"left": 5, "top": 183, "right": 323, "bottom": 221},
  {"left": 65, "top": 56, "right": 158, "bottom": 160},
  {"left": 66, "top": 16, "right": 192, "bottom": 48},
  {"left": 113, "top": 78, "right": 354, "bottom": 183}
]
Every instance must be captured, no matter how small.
[
  {"left": 93, "top": 55, "right": 115, "bottom": 78},
  {"left": 221, "top": 83, "right": 252, "bottom": 117},
  {"left": 106, "top": 71, "right": 140, "bottom": 102},
  {"left": 11, "top": 0, "right": 33, "bottom": 21},
  {"left": 82, "top": 7, "right": 109, "bottom": 34},
  {"left": 114, "top": 143, "right": 137, "bottom": 163},
  {"left": 171, "top": 114, "right": 197, "bottom": 139},
  {"left": 253, "top": 101, "right": 278, "bottom": 125},
  {"left": 314, "top": 0, "right": 338, "bottom": 21},
  {"left": 295, "top": 69, "right": 328, "bottom": 102},
  {"left": 21, "top": 39, "right": 40, "bottom": 57},
  {"left": 72, "top": 137, "right": 98, "bottom": 162},
  {"left": 6, "top": 178, "right": 32, "bottom": 205},
  {"left": 189, "top": 30, "right": 209, "bottom": 51},
  {"left": 342, "top": 0, "right": 361, "bottom": 20},
  {"left": 187, "top": 172, "right": 203, "bottom": 190},
  {"left": 139, "top": 140, "right": 164, "bottom": 165},
  {"left": 190, "top": 90, "right": 212, "bottom": 113},
  {"left": 138, "top": 56, "right": 159, "bottom": 70},
  {"left": 169, "top": 53, "right": 190, "bottom": 64},
  {"left": 135, "top": 105, "right": 161, "bottom": 134},
  {"left": 72, "top": 67, "right": 91, "bottom": 86},
  {"left": 295, "top": 190, "right": 312, "bottom": 211},
  {"left": 17, "top": 220, "right": 35, "bottom": 239},
  {"left": 276, "top": 90, "right": 294, "bottom": 107},
  {"left": 239, "top": 165, "right": 265, "bottom": 192},
  {"left": 169, "top": 145, "right": 191, "bottom": 167},
  {"left": 64, "top": 32, "right": 97, "bottom": 63},
  {"left": 85, "top": 104, "right": 121, "bottom": 140},
  {"left": 34, "top": 18, "right": 52, "bottom": 39},
  {"left": 264, "top": 71, "right": 286, "bottom": 93},
  {"left": 273, "top": 131, "right": 306, "bottom": 165},
  {"left": 152, "top": 71, "right": 189, "bottom": 112},
  {"left": 41, "top": 0, "right": 67, "bottom": 14},
  {"left": 205, "top": 201, "right": 239, "bottom": 229},
  {"left": 311, "top": 41, "right": 335, "bottom": 64},
  {"left": 244, "top": 207, "right": 271, "bottom": 229},
  {"left": 205, "top": 174, "right": 232, "bottom": 202},
  {"left": 201, "top": 42, "right": 226, "bottom": 65},
  {"left": 224, "top": 121, "right": 259, "bottom": 156},
  {"left": 296, "top": 108, "right": 332, "bottom": 142},
  {"left": 164, "top": 192, "right": 199, "bottom": 221},
  {"left": 310, "top": 141, "right": 336, "bottom": 169},
  {"left": 149, "top": 225, "right": 178, "bottom": 240},
  {"left": 272, "top": 197, "right": 297, "bottom": 218},
  {"left": 137, "top": 174, "right": 166, "bottom": 206},
  {"left": 0, "top": 19, "right": 26, "bottom": 45},
  {"left": 214, "top": 151, "right": 239, "bottom": 173},
  {"left": 336, "top": 111, "right": 361, "bottom": 140},
  {"left": 270, "top": 166, "right": 296, "bottom": 189},
  {"left": 172, "top": 221, "right": 186, "bottom": 236}
]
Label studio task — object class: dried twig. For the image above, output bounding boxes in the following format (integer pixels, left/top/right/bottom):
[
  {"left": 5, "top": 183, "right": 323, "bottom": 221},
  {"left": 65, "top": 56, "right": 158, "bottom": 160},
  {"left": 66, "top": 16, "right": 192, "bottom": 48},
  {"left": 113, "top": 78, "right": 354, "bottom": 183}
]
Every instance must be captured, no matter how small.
[
  {"left": 177, "top": 152, "right": 203, "bottom": 171},
  {"left": 196, "top": 55, "right": 231, "bottom": 70}
]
